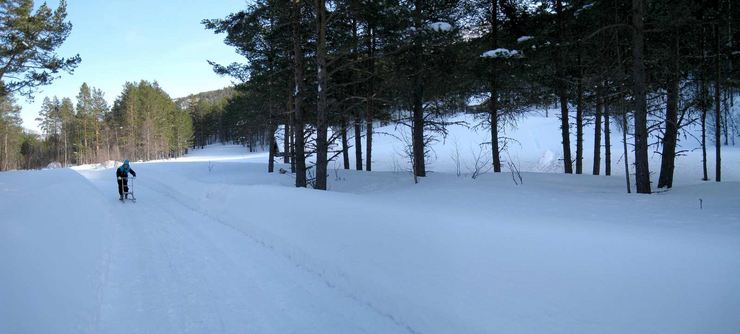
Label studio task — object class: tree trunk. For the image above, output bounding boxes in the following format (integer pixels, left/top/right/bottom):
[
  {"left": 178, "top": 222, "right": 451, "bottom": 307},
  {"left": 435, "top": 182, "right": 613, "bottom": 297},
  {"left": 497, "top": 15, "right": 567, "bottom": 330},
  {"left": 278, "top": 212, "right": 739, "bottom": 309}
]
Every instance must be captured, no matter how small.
[
  {"left": 412, "top": 85, "right": 425, "bottom": 177},
  {"left": 631, "top": 0, "right": 651, "bottom": 194},
  {"left": 341, "top": 114, "right": 350, "bottom": 169},
  {"left": 354, "top": 111, "right": 363, "bottom": 170},
  {"left": 490, "top": 106, "right": 500, "bottom": 172},
  {"left": 349, "top": 3, "right": 362, "bottom": 171},
  {"left": 593, "top": 93, "right": 603, "bottom": 175},
  {"left": 366, "top": 112, "right": 373, "bottom": 171},
  {"left": 95, "top": 123, "right": 100, "bottom": 163},
  {"left": 314, "top": 0, "right": 328, "bottom": 190},
  {"left": 283, "top": 121, "right": 290, "bottom": 164},
  {"left": 291, "top": 1, "right": 307, "bottom": 187},
  {"left": 83, "top": 117, "right": 88, "bottom": 164},
  {"left": 411, "top": 0, "right": 425, "bottom": 178},
  {"left": 490, "top": 0, "right": 501, "bottom": 173},
  {"left": 604, "top": 102, "right": 611, "bottom": 175},
  {"left": 290, "top": 113, "right": 296, "bottom": 173},
  {"left": 268, "top": 124, "right": 277, "bottom": 173},
  {"left": 713, "top": 23, "right": 721, "bottom": 182},
  {"left": 266, "top": 42, "right": 278, "bottom": 173},
  {"left": 129, "top": 101, "right": 136, "bottom": 160},
  {"left": 63, "top": 129, "right": 68, "bottom": 167},
  {"left": 365, "top": 25, "right": 375, "bottom": 172},
  {"left": 558, "top": 95, "right": 572, "bottom": 174},
  {"left": 723, "top": 88, "right": 730, "bottom": 145},
  {"left": 658, "top": 33, "right": 680, "bottom": 188},
  {"left": 722, "top": 0, "right": 732, "bottom": 147},
  {"left": 576, "top": 50, "right": 584, "bottom": 174},
  {"left": 622, "top": 110, "right": 631, "bottom": 193},
  {"left": 555, "top": 0, "right": 572, "bottom": 174},
  {"left": 2, "top": 132, "right": 7, "bottom": 171},
  {"left": 285, "top": 81, "right": 292, "bottom": 165},
  {"left": 365, "top": 22, "right": 375, "bottom": 172},
  {"left": 700, "top": 26, "right": 709, "bottom": 181}
]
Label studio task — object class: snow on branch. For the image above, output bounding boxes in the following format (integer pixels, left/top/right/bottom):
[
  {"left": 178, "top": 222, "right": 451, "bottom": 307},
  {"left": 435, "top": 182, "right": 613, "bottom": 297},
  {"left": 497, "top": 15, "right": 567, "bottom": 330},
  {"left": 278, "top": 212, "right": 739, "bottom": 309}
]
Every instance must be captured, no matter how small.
[
  {"left": 481, "top": 48, "right": 522, "bottom": 59},
  {"left": 516, "top": 36, "right": 534, "bottom": 44},
  {"left": 427, "top": 22, "right": 453, "bottom": 32},
  {"left": 574, "top": 3, "right": 594, "bottom": 16}
]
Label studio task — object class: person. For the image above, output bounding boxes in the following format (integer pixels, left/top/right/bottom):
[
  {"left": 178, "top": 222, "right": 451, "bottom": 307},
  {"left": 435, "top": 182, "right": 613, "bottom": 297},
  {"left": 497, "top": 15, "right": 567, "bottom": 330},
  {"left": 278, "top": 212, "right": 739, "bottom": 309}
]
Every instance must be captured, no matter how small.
[{"left": 116, "top": 160, "right": 137, "bottom": 200}]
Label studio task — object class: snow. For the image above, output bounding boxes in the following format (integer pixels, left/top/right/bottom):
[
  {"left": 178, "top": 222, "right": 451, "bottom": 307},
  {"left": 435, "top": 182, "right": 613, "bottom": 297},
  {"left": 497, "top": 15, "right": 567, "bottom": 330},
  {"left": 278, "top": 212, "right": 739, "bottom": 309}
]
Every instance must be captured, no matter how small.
[
  {"left": 46, "top": 161, "right": 63, "bottom": 169},
  {"left": 575, "top": 3, "right": 595, "bottom": 16},
  {"left": 2, "top": 113, "right": 740, "bottom": 333},
  {"left": 369, "top": 112, "right": 740, "bottom": 184},
  {"left": 427, "top": 22, "right": 452, "bottom": 32},
  {"left": 466, "top": 93, "right": 490, "bottom": 107},
  {"left": 481, "top": 48, "right": 521, "bottom": 58},
  {"left": 517, "top": 35, "right": 534, "bottom": 43}
]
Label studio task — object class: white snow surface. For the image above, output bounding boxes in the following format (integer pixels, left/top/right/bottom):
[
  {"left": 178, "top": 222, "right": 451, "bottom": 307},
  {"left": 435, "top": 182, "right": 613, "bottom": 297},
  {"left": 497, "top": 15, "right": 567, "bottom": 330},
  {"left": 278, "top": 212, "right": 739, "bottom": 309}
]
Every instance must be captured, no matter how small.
[
  {"left": 481, "top": 48, "right": 520, "bottom": 58},
  {"left": 427, "top": 22, "right": 452, "bottom": 32},
  {"left": 517, "top": 35, "right": 534, "bottom": 43},
  {"left": 1, "top": 113, "right": 740, "bottom": 334},
  {"left": 575, "top": 3, "right": 595, "bottom": 15}
]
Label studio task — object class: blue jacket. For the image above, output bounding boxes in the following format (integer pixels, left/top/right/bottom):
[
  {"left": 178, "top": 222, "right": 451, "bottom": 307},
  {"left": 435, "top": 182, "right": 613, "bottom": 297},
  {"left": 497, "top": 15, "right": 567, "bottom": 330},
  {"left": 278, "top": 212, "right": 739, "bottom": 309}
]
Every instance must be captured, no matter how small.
[{"left": 116, "top": 165, "right": 136, "bottom": 178}]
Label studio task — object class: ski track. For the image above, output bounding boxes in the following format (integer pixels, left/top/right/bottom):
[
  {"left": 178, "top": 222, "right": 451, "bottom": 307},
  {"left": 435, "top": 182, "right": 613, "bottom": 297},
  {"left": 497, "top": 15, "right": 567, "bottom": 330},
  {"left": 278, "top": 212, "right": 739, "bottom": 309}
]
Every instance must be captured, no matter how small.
[
  {"left": 140, "top": 175, "right": 424, "bottom": 334},
  {"left": 90, "top": 205, "right": 117, "bottom": 333},
  {"left": 76, "top": 169, "right": 412, "bottom": 334}
]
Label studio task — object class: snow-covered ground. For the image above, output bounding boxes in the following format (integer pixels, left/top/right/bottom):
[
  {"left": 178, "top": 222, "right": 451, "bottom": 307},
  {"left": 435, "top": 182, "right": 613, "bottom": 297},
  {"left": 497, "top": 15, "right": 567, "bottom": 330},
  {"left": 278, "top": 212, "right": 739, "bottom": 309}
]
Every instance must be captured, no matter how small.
[
  {"left": 368, "top": 111, "right": 740, "bottom": 186},
  {"left": 1, "top": 114, "right": 739, "bottom": 333}
]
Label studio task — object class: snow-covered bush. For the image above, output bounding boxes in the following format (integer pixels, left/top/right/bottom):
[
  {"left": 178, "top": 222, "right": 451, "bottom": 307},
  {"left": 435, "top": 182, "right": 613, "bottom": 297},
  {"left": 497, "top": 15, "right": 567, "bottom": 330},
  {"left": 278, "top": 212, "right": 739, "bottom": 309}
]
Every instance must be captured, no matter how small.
[{"left": 427, "top": 22, "right": 452, "bottom": 32}]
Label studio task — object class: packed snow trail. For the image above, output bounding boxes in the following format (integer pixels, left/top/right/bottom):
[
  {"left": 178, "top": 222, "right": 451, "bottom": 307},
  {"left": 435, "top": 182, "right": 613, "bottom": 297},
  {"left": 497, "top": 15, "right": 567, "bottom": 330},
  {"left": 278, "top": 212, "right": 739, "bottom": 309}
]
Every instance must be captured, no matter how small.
[{"left": 69, "top": 167, "right": 410, "bottom": 334}]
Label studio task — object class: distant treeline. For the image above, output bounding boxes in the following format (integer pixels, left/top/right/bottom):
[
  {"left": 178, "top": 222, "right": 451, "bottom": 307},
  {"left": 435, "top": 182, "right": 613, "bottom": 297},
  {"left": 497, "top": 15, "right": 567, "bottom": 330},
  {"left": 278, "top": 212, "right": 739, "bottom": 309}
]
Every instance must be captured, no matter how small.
[
  {"left": 0, "top": 81, "right": 192, "bottom": 170},
  {"left": 177, "top": 87, "right": 285, "bottom": 153}
]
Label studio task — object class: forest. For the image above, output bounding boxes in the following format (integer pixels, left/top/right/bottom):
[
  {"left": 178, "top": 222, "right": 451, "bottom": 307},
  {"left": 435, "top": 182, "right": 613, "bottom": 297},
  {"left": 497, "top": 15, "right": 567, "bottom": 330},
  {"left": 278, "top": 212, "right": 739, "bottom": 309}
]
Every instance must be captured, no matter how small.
[
  {"left": 1, "top": 0, "right": 738, "bottom": 195},
  {"left": 199, "top": 0, "right": 738, "bottom": 194},
  {"left": 0, "top": 81, "right": 192, "bottom": 169}
]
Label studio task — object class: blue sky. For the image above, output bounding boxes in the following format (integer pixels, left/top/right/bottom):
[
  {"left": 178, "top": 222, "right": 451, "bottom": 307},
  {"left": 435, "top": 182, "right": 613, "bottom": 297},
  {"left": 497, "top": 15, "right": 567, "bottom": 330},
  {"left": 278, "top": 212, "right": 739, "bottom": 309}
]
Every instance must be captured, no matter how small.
[{"left": 19, "top": 0, "right": 249, "bottom": 131}]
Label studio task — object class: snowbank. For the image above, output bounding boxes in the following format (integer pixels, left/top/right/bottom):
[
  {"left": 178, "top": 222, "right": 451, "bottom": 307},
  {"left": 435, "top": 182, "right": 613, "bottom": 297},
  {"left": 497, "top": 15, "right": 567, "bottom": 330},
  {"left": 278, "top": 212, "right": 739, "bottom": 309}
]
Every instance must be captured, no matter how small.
[{"left": 0, "top": 170, "right": 110, "bottom": 334}]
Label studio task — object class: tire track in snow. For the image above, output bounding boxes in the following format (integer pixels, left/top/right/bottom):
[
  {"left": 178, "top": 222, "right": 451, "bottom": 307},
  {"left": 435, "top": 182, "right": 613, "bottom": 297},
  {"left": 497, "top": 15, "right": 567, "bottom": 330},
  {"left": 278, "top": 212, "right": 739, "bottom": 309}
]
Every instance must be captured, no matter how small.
[
  {"left": 77, "top": 168, "right": 407, "bottom": 333},
  {"left": 139, "top": 197, "right": 228, "bottom": 333},
  {"left": 114, "top": 185, "right": 225, "bottom": 332},
  {"left": 68, "top": 170, "right": 124, "bottom": 334},
  {"left": 90, "top": 207, "right": 119, "bottom": 334},
  {"left": 75, "top": 171, "right": 212, "bottom": 333},
  {"left": 140, "top": 176, "right": 423, "bottom": 334}
]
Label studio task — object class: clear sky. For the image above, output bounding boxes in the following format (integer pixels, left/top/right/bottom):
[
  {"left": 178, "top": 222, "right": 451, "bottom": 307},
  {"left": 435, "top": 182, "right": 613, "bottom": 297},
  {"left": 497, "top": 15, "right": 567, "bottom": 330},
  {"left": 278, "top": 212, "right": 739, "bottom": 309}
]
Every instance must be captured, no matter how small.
[{"left": 18, "top": 0, "right": 250, "bottom": 131}]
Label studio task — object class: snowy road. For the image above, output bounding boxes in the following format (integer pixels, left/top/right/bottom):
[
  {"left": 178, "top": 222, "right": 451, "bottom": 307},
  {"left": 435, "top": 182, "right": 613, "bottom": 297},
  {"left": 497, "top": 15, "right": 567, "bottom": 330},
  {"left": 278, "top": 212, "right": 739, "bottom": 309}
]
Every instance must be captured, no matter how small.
[
  {"left": 76, "top": 168, "right": 408, "bottom": 334},
  {"left": 2, "top": 142, "right": 739, "bottom": 334}
]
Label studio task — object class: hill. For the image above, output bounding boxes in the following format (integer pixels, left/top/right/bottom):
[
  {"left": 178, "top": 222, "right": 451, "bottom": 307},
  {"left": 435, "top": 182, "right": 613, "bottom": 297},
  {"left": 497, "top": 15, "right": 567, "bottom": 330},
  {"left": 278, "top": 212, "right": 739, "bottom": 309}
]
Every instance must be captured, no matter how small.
[{"left": 174, "top": 87, "right": 235, "bottom": 110}]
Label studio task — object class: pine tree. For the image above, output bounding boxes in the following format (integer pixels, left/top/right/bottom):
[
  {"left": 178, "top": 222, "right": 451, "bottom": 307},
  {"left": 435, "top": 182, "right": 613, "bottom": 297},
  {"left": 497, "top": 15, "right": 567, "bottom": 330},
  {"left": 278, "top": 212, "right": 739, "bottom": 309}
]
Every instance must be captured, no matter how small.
[
  {"left": 91, "top": 88, "right": 108, "bottom": 161},
  {"left": 0, "top": 0, "right": 80, "bottom": 98},
  {"left": 76, "top": 83, "right": 94, "bottom": 163},
  {"left": 59, "top": 97, "right": 74, "bottom": 166},
  {"left": 111, "top": 81, "right": 191, "bottom": 161},
  {"left": 631, "top": 0, "right": 651, "bottom": 194}
]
